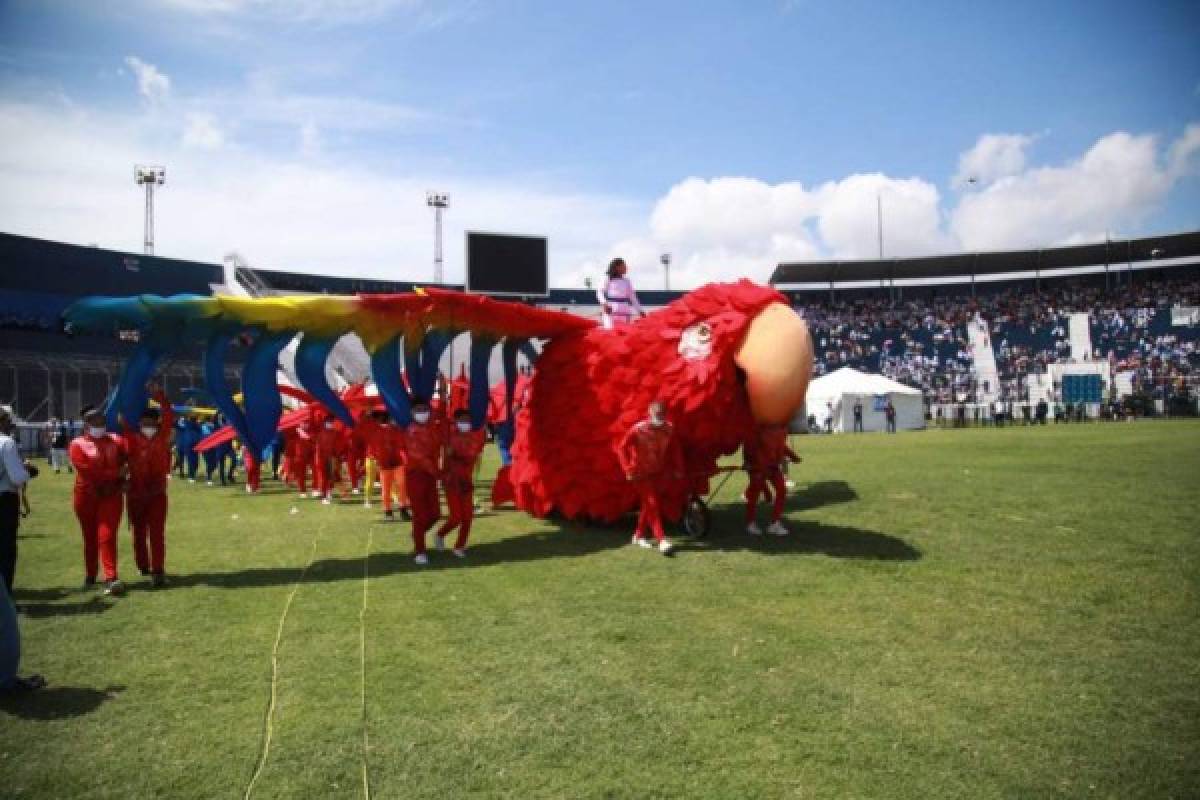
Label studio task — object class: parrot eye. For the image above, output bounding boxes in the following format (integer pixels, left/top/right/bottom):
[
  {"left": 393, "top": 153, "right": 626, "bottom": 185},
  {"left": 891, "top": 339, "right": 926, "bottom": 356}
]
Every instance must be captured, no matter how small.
[{"left": 678, "top": 322, "right": 714, "bottom": 360}]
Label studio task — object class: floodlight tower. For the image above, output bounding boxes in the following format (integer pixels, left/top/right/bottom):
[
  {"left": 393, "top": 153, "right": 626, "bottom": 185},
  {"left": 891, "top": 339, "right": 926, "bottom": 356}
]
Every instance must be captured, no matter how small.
[
  {"left": 135, "top": 165, "right": 166, "bottom": 255},
  {"left": 426, "top": 190, "right": 449, "bottom": 284},
  {"left": 660, "top": 252, "right": 672, "bottom": 291}
]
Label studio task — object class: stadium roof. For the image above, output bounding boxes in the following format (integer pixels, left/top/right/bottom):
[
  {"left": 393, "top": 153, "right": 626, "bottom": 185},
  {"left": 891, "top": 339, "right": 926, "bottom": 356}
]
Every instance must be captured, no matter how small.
[{"left": 770, "top": 230, "right": 1200, "bottom": 285}]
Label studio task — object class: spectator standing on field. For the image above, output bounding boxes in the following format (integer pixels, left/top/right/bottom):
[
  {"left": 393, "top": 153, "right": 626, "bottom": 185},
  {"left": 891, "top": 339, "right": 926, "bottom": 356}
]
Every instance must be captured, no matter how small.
[
  {"left": 48, "top": 419, "right": 70, "bottom": 473},
  {"left": 0, "top": 405, "right": 34, "bottom": 595},
  {"left": 884, "top": 400, "right": 897, "bottom": 434},
  {"left": 852, "top": 400, "right": 863, "bottom": 433}
]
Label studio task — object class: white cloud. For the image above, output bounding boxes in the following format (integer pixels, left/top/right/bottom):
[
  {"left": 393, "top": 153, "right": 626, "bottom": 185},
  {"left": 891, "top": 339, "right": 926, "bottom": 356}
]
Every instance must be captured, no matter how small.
[
  {"left": 949, "top": 129, "right": 1195, "bottom": 250},
  {"left": 953, "top": 132, "right": 1035, "bottom": 189},
  {"left": 181, "top": 112, "right": 225, "bottom": 149},
  {"left": 0, "top": 95, "right": 639, "bottom": 287},
  {"left": 1167, "top": 123, "right": 1200, "bottom": 179},
  {"left": 596, "top": 172, "right": 950, "bottom": 287},
  {"left": 1, "top": 75, "right": 1196, "bottom": 290},
  {"left": 813, "top": 173, "right": 951, "bottom": 259},
  {"left": 124, "top": 56, "right": 171, "bottom": 104}
]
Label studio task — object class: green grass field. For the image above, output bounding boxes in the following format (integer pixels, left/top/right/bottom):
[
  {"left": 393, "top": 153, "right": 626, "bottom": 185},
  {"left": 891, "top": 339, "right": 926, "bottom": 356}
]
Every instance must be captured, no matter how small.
[{"left": 3, "top": 422, "right": 1199, "bottom": 799}]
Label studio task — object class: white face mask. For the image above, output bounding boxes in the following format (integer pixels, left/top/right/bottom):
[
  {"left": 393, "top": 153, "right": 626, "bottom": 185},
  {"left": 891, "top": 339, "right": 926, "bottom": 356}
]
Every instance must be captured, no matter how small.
[
  {"left": 456, "top": 421, "right": 471, "bottom": 433},
  {"left": 87, "top": 425, "right": 106, "bottom": 438},
  {"left": 412, "top": 411, "right": 430, "bottom": 425},
  {"left": 141, "top": 426, "right": 158, "bottom": 438}
]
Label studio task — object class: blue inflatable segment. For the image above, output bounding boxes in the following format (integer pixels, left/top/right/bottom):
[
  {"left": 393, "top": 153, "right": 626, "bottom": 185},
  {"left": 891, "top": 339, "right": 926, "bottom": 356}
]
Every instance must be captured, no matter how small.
[
  {"left": 295, "top": 334, "right": 354, "bottom": 427},
  {"left": 203, "top": 331, "right": 252, "bottom": 448},
  {"left": 242, "top": 330, "right": 294, "bottom": 454},
  {"left": 468, "top": 337, "right": 495, "bottom": 429},
  {"left": 104, "top": 339, "right": 164, "bottom": 431},
  {"left": 61, "top": 296, "right": 152, "bottom": 334},
  {"left": 501, "top": 338, "right": 521, "bottom": 423},
  {"left": 417, "top": 330, "right": 454, "bottom": 402},
  {"left": 371, "top": 335, "right": 413, "bottom": 427}
]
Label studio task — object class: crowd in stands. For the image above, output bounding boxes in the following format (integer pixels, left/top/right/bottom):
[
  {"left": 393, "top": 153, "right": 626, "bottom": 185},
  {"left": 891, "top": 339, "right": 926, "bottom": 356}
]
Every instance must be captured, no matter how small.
[{"left": 796, "top": 272, "right": 1200, "bottom": 404}]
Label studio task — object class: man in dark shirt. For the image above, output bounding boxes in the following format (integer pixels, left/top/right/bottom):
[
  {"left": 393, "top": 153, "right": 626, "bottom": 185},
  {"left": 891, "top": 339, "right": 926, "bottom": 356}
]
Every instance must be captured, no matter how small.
[{"left": 852, "top": 400, "right": 863, "bottom": 433}]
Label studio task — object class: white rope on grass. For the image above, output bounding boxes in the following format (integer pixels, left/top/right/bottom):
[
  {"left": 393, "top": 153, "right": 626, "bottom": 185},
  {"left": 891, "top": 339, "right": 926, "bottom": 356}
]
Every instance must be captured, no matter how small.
[
  {"left": 244, "top": 521, "right": 324, "bottom": 800},
  {"left": 359, "top": 524, "right": 373, "bottom": 800}
]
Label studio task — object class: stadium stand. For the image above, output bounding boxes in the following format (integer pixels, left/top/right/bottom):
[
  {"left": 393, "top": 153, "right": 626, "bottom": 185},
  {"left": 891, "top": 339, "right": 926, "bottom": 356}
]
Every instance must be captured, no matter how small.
[{"left": 2, "top": 229, "right": 1198, "bottom": 425}]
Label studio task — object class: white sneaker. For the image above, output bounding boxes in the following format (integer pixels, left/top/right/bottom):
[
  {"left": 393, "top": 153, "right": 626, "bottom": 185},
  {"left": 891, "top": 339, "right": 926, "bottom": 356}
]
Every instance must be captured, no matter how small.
[
  {"left": 452, "top": 548, "right": 466, "bottom": 559},
  {"left": 352, "top": 488, "right": 361, "bottom": 495},
  {"left": 298, "top": 492, "right": 307, "bottom": 499},
  {"left": 363, "top": 501, "right": 371, "bottom": 509},
  {"left": 435, "top": 535, "right": 446, "bottom": 551},
  {"left": 245, "top": 485, "right": 253, "bottom": 494},
  {"left": 632, "top": 535, "right": 653, "bottom": 549},
  {"left": 321, "top": 496, "right": 331, "bottom": 505},
  {"left": 784, "top": 479, "right": 796, "bottom": 489},
  {"left": 658, "top": 539, "right": 674, "bottom": 556},
  {"left": 746, "top": 522, "right": 763, "bottom": 536},
  {"left": 309, "top": 490, "right": 320, "bottom": 498},
  {"left": 188, "top": 478, "right": 196, "bottom": 483},
  {"left": 206, "top": 480, "right": 213, "bottom": 486},
  {"left": 767, "top": 521, "right": 789, "bottom": 536},
  {"left": 414, "top": 553, "right": 428, "bottom": 566}
]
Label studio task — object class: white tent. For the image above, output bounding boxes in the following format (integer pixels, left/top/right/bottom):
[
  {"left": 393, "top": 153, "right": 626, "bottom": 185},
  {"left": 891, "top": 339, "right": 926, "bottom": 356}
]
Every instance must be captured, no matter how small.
[{"left": 806, "top": 367, "right": 925, "bottom": 433}]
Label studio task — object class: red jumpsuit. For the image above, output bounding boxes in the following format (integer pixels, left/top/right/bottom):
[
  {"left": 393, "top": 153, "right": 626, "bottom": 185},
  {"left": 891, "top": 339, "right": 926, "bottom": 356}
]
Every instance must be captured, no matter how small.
[
  {"left": 744, "top": 426, "right": 798, "bottom": 524},
  {"left": 244, "top": 450, "right": 262, "bottom": 493},
  {"left": 436, "top": 426, "right": 486, "bottom": 550},
  {"left": 122, "top": 395, "right": 174, "bottom": 575},
  {"left": 288, "top": 427, "right": 315, "bottom": 493},
  {"left": 404, "top": 420, "right": 444, "bottom": 555},
  {"left": 358, "top": 415, "right": 408, "bottom": 512},
  {"left": 314, "top": 424, "right": 344, "bottom": 498},
  {"left": 617, "top": 420, "right": 683, "bottom": 542},
  {"left": 69, "top": 432, "right": 127, "bottom": 582},
  {"left": 346, "top": 426, "right": 368, "bottom": 491}
]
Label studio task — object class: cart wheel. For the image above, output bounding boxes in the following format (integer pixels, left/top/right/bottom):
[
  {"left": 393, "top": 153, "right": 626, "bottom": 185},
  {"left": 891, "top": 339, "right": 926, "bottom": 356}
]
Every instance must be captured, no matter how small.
[{"left": 683, "top": 496, "right": 711, "bottom": 538}]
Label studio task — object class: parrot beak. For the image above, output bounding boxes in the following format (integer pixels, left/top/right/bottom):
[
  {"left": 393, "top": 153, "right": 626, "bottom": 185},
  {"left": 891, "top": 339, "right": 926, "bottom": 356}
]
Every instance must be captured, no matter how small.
[{"left": 735, "top": 302, "right": 813, "bottom": 425}]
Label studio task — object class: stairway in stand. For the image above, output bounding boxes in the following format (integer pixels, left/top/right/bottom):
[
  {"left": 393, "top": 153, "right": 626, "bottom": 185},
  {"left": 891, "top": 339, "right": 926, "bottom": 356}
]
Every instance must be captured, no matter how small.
[
  {"left": 1068, "top": 312, "right": 1093, "bottom": 362},
  {"left": 967, "top": 313, "right": 999, "bottom": 403}
]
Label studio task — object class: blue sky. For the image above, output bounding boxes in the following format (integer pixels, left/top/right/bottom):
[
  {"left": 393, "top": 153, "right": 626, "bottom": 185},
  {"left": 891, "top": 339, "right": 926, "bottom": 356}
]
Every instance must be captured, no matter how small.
[{"left": 0, "top": 0, "right": 1197, "bottom": 286}]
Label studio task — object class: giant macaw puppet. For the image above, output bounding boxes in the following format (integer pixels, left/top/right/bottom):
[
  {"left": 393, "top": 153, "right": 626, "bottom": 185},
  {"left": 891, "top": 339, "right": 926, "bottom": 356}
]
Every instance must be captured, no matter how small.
[{"left": 63, "top": 282, "right": 813, "bottom": 525}]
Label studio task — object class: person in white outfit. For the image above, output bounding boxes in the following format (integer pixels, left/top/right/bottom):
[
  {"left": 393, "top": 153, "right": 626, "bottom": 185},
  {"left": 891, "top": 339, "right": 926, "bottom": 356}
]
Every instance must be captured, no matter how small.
[{"left": 597, "top": 258, "right": 645, "bottom": 329}]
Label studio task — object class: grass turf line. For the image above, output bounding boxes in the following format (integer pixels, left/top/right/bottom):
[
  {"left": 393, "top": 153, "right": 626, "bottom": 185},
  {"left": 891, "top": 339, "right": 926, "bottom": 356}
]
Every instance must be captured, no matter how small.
[{"left": 244, "top": 514, "right": 325, "bottom": 800}]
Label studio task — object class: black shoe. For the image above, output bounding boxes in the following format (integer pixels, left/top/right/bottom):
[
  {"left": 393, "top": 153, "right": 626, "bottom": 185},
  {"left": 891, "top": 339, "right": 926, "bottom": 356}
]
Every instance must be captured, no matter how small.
[
  {"left": 139, "top": 569, "right": 151, "bottom": 577},
  {"left": 400, "top": 508, "right": 412, "bottom": 521},
  {"left": 384, "top": 510, "right": 395, "bottom": 522},
  {"left": 82, "top": 577, "right": 97, "bottom": 591},
  {"left": 151, "top": 572, "right": 167, "bottom": 588}
]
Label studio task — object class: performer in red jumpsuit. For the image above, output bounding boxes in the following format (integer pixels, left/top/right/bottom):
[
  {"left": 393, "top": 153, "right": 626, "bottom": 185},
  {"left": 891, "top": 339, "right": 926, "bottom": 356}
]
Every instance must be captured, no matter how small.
[
  {"left": 346, "top": 423, "right": 367, "bottom": 496},
  {"left": 357, "top": 409, "right": 409, "bottom": 521},
  {"left": 287, "top": 424, "right": 315, "bottom": 497},
  {"left": 434, "top": 409, "right": 486, "bottom": 557},
  {"left": 243, "top": 448, "right": 262, "bottom": 494},
  {"left": 69, "top": 405, "right": 128, "bottom": 594},
  {"left": 121, "top": 384, "right": 174, "bottom": 586},
  {"left": 743, "top": 423, "right": 800, "bottom": 536},
  {"left": 314, "top": 418, "right": 344, "bottom": 504},
  {"left": 404, "top": 400, "right": 443, "bottom": 565},
  {"left": 617, "top": 401, "right": 683, "bottom": 555}
]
